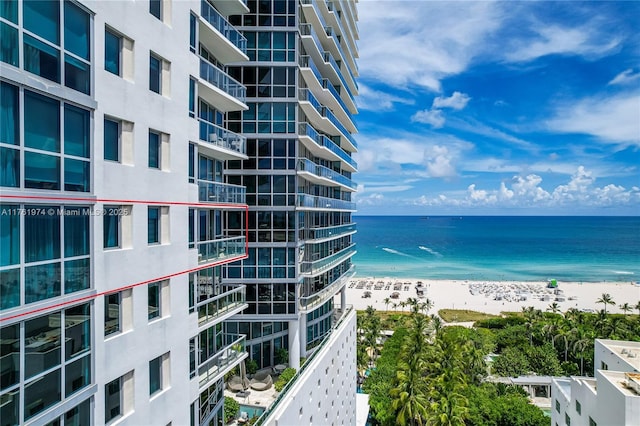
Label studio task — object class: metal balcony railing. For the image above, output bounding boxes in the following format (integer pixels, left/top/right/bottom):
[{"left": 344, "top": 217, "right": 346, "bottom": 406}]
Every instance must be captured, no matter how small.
[
  {"left": 197, "top": 236, "right": 246, "bottom": 264},
  {"left": 200, "top": 0, "right": 247, "bottom": 53},
  {"left": 304, "top": 222, "right": 357, "bottom": 240},
  {"left": 298, "top": 158, "right": 356, "bottom": 190},
  {"left": 198, "top": 334, "right": 246, "bottom": 387},
  {"left": 299, "top": 264, "right": 355, "bottom": 310},
  {"left": 197, "top": 285, "right": 246, "bottom": 326},
  {"left": 299, "top": 123, "right": 357, "bottom": 170},
  {"left": 296, "top": 193, "right": 356, "bottom": 211},
  {"left": 299, "top": 88, "right": 358, "bottom": 149},
  {"left": 198, "top": 180, "right": 246, "bottom": 204},
  {"left": 199, "top": 58, "right": 246, "bottom": 101},
  {"left": 300, "top": 243, "right": 356, "bottom": 275},
  {"left": 198, "top": 119, "right": 246, "bottom": 155}
]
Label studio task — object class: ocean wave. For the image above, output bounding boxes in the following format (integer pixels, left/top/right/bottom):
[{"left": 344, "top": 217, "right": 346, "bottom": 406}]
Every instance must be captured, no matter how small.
[
  {"left": 418, "top": 246, "right": 443, "bottom": 257},
  {"left": 382, "top": 247, "right": 417, "bottom": 259},
  {"left": 612, "top": 270, "right": 635, "bottom": 275}
]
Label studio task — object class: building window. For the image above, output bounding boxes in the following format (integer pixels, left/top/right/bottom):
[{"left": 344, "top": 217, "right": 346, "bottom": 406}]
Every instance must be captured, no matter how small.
[
  {"left": 150, "top": 0, "right": 162, "bottom": 20},
  {"left": 103, "top": 206, "right": 120, "bottom": 248},
  {"left": 148, "top": 206, "right": 160, "bottom": 244},
  {"left": 575, "top": 400, "right": 581, "bottom": 415},
  {"left": 149, "top": 130, "right": 160, "bottom": 168},
  {"left": 589, "top": 417, "right": 597, "bottom": 426},
  {"left": 104, "top": 28, "right": 121, "bottom": 75},
  {"left": 601, "top": 361, "right": 608, "bottom": 370},
  {"left": 555, "top": 399, "right": 560, "bottom": 413},
  {"left": 565, "top": 413, "right": 571, "bottom": 426},
  {"left": 149, "top": 352, "right": 169, "bottom": 396},
  {"left": 148, "top": 282, "right": 161, "bottom": 320},
  {"left": 149, "top": 53, "right": 161, "bottom": 93},
  {"left": 105, "top": 371, "right": 134, "bottom": 424},
  {"left": 105, "top": 293, "right": 121, "bottom": 336},
  {"left": 104, "top": 118, "right": 120, "bottom": 161},
  {"left": 1, "top": 21, "right": 19, "bottom": 66}
]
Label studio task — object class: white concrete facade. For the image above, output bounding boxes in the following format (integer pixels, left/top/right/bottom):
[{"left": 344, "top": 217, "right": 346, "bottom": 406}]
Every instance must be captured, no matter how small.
[{"left": 551, "top": 339, "right": 640, "bottom": 426}]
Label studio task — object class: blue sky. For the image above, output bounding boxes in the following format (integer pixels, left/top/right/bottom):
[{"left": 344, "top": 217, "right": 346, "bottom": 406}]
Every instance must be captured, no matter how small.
[{"left": 352, "top": 0, "right": 640, "bottom": 215}]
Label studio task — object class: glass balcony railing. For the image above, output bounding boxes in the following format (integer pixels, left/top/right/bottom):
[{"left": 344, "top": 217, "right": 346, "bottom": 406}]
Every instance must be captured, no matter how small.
[
  {"left": 298, "top": 158, "right": 356, "bottom": 190},
  {"left": 200, "top": 0, "right": 247, "bottom": 53},
  {"left": 301, "top": 0, "right": 329, "bottom": 29},
  {"left": 299, "top": 123, "right": 357, "bottom": 170},
  {"left": 198, "top": 119, "right": 246, "bottom": 155},
  {"left": 197, "top": 285, "right": 246, "bottom": 326},
  {"left": 300, "top": 244, "right": 356, "bottom": 277},
  {"left": 198, "top": 334, "right": 246, "bottom": 387},
  {"left": 299, "top": 55, "right": 323, "bottom": 85},
  {"left": 326, "top": 0, "right": 357, "bottom": 62},
  {"left": 299, "top": 23, "right": 324, "bottom": 58},
  {"left": 296, "top": 193, "right": 356, "bottom": 211},
  {"left": 197, "top": 236, "right": 246, "bottom": 264},
  {"left": 299, "top": 88, "right": 357, "bottom": 149},
  {"left": 299, "top": 265, "right": 355, "bottom": 310},
  {"left": 323, "top": 78, "right": 355, "bottom": 125},
  {"left": 304, "top": 222, "right": 357, "bottom": 240},
  {"left": 323, "top": 51, "right": 355, "bottom": 104},
  {"left": 324, "top": 26, "right": 358, "bottom": 85},
  {"left": 199, "top": 58, "right": 246, "bottom": 102},
  {"left": 198, "top": 180, "right": 246, "bottom": 204}
]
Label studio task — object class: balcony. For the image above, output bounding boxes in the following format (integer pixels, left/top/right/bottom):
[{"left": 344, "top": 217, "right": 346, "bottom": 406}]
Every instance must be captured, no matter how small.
[
  {"left": 198, "top": 236, "right": 246, "bottom": 265},
  {"left": 197, "top": 285, "right": 247, "bottom": 327},
  {"left": 299, "top": 89, "right": 357, "bottom": 152},
  {"left": 299, "top": 55, "right": 356, "bottom": 131},
  {"left": 300, "top": 243, "right": 356, "bottom": 277},
  {"left": 198, "top": 58, "right": 247, "bottom": 112},
  {"left": 298, "top": 123, "right": 357, "bottom": 172},
  {"left": 198, "top": 334, "right": 247, "bottom": 387},
  {"left": 326, "top": 0, "right": 358, "bottom": 60},
  {"left": 297, "top": 158, "right": 356, "bottom": 191},
  {"left": 303, "top": 222, "right": 357, "bottom": 241},
  {"left": 198, "top": 180, "right": 246, "bottom": 204},
  {"left": 296, "top": 193, "right": 356, "bottom": 211},
  {"left": 325, "top": 26, "right": 359, "bottom": 81},
  {"left": 299, "top": 265, "right": 355, "bottom": 311},
  {"left": 197, "top": 119, "right": 247, "bottom": 160},
  {"left": 207, "top": 0, "right": 249, "bottom": 16},
  {"left": 199, "top": 0, "right": 248, "bottom": 63}
]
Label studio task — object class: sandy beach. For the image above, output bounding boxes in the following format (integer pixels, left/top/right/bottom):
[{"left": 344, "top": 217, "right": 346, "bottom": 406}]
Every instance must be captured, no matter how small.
[{"left": 338, "top": 277, "right": 640, "bottom": 317}]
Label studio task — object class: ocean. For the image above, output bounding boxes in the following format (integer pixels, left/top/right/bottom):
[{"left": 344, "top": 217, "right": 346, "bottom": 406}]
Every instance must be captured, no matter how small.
[{"left": 352, "top": 216, "right": 640, "bottom": 282}]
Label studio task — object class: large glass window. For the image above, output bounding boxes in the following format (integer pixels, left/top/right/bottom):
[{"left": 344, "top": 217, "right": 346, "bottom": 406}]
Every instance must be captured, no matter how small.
[
  {"left": 24, "top": 207, "right": 60, "bottom": 262},
  {"left": 24, "top": 313, "right": 62, "bottom": 378},
  {"left": 25, "top": 262, "right": 61, "bottom": 303},
  {"left": 64, "top": 157, "right": 90, "bottom": 191},
  {"left": 23, "top": 0, "right": 60, "bottom": 44},
  {"left": 0, "top": 82, "right": 19, "bottom": 145},
  {"left": 105, "top": 293, "right": 121, "bottom": 336},
  {"left": 24, "top": 151, "right": 60, "bottom": 190},
  {"left": 0, "top": 324, "right": 19, "bottom": 388},
  {"left": 24, "top": 369, "right": 61, "bottom": 420},
  {"left": 64, "top": 105, "right": 90, "bottom": 158},
  {"left": 64, "top": 209, "right": 90, "bottom": 257},
  {"left": 0, "top": 22, "right": 18, "bottom": 66},
  {"left": 0, "top": 0, "right": 18, "bottom": 23},
  {"left": 65, "top": 398, "right": 91, "bottom": 426},
  {"left": 149, "top": 0, "right": 162, "bottom": 20},
  {"left": 24, "top": 34, "right": 61, "bottom": 83},
  {"left": 0, "top": 205, "right": 20, "bottom": 266},
  {"left": 104, "top": 118, "right": 120, "bottom": 161},
  {"left": 64, "top": 54, "right": 90, "bottom": 94},
  {"left": 64, "top": 1, "right": 90, "bottom": 60},
  {"left": 104, "top": 29, "right": 121, "bottom": 75},
  {"left": 149, "top": 356, "right": 161, "bottom": 395},
  {"left": 24, "top": 91, "right": 60, "bottom": 152}
]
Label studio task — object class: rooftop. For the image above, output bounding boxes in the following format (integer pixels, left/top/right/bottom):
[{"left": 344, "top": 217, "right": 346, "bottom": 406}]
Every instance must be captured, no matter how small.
[
  {"left": 599, "top": 370, "right": 640, "bottom": 397},
  {"left": 598, "top": 339, "right": 640, "bottom": 371}
]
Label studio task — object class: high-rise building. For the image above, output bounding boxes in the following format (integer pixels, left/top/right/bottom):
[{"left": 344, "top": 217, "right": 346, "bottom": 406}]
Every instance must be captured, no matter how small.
[{"left": 0, "top": 1, "right": 358, "bottom": 425}]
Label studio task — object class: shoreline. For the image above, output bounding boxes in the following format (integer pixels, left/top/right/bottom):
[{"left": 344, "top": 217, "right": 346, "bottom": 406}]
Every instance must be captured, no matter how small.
[{"left": 339, "top": 277, "right": 640, "bottom": 316}]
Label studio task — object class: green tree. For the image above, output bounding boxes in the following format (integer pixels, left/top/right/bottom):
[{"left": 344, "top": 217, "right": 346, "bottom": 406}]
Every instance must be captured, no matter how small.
[
  {"left": 492, "top": 347, "right": 530, "bottom": 377},
  {"left": 635, "top": 301, "right": 640, "bottom": 316},
  {"left": 620, "top": 302, "right": 632, "bottom": 315},
  {"left": 547, "top": 302, "right": 561, "bottom": 314},
  {"left": 384, "top": 297, "right": 391, "bottom": 312},
  {"left": 596, "top": 293, "right": 615, "bottom": 314},
  {"left": 224, "top": 397, "right": 240, "bottom": 423}
]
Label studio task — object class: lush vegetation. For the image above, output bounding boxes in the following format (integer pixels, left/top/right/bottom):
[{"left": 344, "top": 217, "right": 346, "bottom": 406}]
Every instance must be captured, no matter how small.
[
  {"left": 359, "top": 294, "right": 640, "bottom": 425},
  {"left": 438, "top": 309, "right": 499, "bottom": 323},
  {"left": 224, "top": 396, "right": 240, "bottom": 424},
  {"left": 274, "top": 367, "right": 296, "bottom": 392}
]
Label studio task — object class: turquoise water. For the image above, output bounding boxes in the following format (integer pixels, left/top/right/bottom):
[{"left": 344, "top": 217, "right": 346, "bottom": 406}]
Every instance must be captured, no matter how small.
[
  {"left": 239, "top": 404, "right": 265, "bottom": 418},
  {"left": 352, "top": 216, "right": 640, "bottom": 282}
]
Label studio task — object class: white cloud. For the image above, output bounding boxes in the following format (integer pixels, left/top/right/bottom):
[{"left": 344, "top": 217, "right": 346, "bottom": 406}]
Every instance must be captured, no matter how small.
[
  {"left": 411, "top": 109, "right": 445, "bottom": 128},
  {"left": 546, "top": 92, "right": 640, "bottom": 146},
  {"left": 425, "top": 145, "right": 456, "bottom": 178},
  {"left": 504, "top": 23, "right": 621, "bottom": 63},
  {"left": 432, "top": 92, "right": 471, "bottom": 110},
  {"left": 356, "top": 84, "right": 415, "bottom": 112},
  {"left": 608, "top": 69, "right": 640, "bottom": 86}
]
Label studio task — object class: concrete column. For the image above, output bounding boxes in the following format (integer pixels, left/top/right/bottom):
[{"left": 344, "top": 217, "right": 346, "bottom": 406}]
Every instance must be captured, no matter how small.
[
  {"left": 288, "top": 319, "right": 300, "bottom": 370},
  {"left": 341, "top": 286, "right": 346, "bottom": 311}
]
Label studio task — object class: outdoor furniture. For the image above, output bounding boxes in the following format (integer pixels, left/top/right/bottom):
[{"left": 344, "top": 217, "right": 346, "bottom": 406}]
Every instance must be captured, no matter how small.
[
  {"left": 238, "top": 412, "right": 249, "bottom": 424},
  {"left": 250, "top": 372, "right": 273, "bottom": 391},
  {"left": 274, "top": 364, "right": 287, "bottom": 374},
  {"left": 227, "top": 375, "right": 250, "bottom": 392}
]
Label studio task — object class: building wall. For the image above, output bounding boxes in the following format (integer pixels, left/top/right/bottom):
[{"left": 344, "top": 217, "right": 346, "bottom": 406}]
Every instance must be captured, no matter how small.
[{"left": 263, "top": 308, "right": 357, "bottom": 426}]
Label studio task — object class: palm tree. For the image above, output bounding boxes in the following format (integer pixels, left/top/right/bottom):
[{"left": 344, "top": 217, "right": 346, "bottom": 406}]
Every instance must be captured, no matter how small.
[
  {"left": 570, "top": 329, "right": 591, "bottom": 376},
  {"left": 553, "top": 332, "right": 569, "bottom": 362},
  {"left": 383, "top": 297, "right": 391, "bottom": 312},
  {"left": 427, "top": 391, "right": 468, "bottom": 426},
  {"left": 390, "top": 366, "right": 429, "bottom": 426},
  {"left": 422, "top": 298, "right": 434, "bottom": 315},
  {"left": 392, "top": 302, "right": 398, "bottom": 312},
  {"left": 400, "top": 301, "right": 407, "bottom": 313},
  {"left": 620, "top": 303, "right": 632, "bottom": 316},
  {"left": 635, "top": 301, "right": 640, "bottom": 316},
  {"left": 596, "top": 293, "right": 615, "bottom": 314},
  {"left": 547, "top": 302, "right": 561, "bottom": 314}
]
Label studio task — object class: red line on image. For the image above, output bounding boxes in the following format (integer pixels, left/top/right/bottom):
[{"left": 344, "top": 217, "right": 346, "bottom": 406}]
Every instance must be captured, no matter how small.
[{"left": 0, "top": 254, "right": 249, "bottom": 323}]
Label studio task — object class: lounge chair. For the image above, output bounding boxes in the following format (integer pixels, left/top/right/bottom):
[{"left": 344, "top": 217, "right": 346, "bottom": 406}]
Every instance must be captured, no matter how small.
[
  {"left": 238, "top": 411, "right": 249, "bottom": 424},
  {"left": 250, "top": 372, "right": 273, "bottom": 391},
  {"left": 227, "top": 375, "right": 250, "bottom": 392}
]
